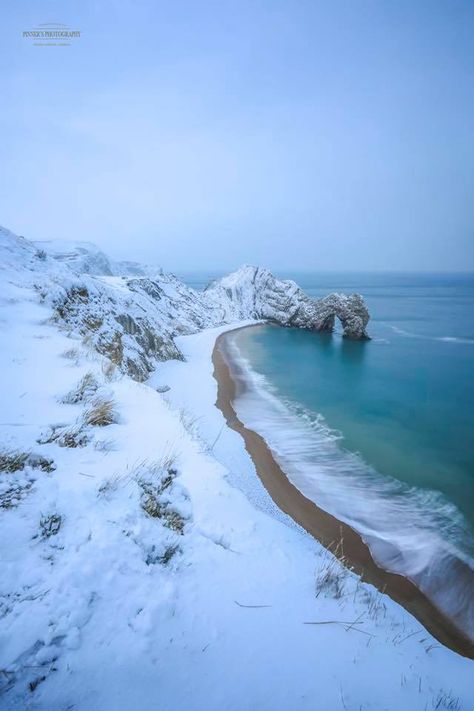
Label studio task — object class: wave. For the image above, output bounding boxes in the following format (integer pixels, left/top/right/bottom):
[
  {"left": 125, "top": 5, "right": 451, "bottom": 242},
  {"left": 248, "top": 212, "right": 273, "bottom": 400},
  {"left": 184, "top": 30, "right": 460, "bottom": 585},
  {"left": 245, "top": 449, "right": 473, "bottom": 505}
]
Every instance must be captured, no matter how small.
[
  {"left": 390, "top": 325, "right": 474, "bottom": 344},
  {"left": 225, "top": 332, "right": 474, "bottom": 638}
]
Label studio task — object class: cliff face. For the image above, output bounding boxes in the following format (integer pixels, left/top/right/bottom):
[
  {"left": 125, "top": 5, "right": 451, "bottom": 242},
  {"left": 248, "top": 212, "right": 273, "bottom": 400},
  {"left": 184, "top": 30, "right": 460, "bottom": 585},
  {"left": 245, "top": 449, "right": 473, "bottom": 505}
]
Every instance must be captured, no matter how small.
[
  {"left": 1, "top": 228, "right": 370, "bottom": 381},
  {"left": 204, "top": 266, "right": 370, "bottom": 340}
]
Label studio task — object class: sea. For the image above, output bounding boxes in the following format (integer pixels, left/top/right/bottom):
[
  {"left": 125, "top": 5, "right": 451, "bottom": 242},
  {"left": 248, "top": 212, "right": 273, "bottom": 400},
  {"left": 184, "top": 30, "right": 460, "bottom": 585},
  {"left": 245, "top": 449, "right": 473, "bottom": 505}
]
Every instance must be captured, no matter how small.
[{"left": 180, "top": 271, "right": 474, "bottom": 633}]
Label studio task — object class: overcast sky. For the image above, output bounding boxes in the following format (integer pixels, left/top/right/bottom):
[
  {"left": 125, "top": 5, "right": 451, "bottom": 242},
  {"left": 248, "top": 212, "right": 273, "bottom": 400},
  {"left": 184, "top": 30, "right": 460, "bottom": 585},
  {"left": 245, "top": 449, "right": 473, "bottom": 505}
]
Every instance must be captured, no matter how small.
[{"left": 1, "top": 0, "right": 473, "bottom": 271}]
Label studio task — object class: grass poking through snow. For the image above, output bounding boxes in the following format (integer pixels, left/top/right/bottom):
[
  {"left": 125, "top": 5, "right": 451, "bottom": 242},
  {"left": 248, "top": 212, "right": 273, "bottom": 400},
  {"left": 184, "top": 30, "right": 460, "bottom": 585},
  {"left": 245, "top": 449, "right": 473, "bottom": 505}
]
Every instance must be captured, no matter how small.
[
  {"left": 61, "top": 372, "right": 99, "bottom": 404},
  {"left": 83, "top": 398, "right": 118, "bottom": 427},
  {"left": 0, "top": 450, "right": 55, "bottom": 474},
  {"left": 0, "top": 451, "right": 29, "bottom": 473}
]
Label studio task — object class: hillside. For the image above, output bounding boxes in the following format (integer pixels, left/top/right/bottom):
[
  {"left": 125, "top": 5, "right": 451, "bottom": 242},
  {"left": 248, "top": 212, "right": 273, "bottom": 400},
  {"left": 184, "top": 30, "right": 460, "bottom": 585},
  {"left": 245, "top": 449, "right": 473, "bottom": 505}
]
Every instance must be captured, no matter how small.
[{"left": 0, "top": 225, "right": 471, "bottom": 711}]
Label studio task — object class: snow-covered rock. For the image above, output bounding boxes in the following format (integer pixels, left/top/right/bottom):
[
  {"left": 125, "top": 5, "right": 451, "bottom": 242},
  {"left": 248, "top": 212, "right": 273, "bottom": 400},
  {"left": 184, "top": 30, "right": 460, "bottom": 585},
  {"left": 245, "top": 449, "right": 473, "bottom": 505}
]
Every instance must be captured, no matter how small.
[
  {"left": 205, "top": 265, "right": 370, "bottom": 339},
  {"left": 34, "top": 238, "right": 164, "bottom": 278},
  {"left": 2, "top": 227, "right": 370, "bottom": 382},
  {"left": 34, "top": 239, "right": 115, "bottom": 276}
]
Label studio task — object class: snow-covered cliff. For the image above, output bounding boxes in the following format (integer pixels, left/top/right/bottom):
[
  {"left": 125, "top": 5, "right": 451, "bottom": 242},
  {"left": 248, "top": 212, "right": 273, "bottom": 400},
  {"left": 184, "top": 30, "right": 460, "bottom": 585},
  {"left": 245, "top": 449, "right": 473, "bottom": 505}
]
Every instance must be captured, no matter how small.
[
  {"left": 206, "top": 265, "right": 370, "bottom": 340},
  {"left": 2, "top": 224, "right": 473, "bottom": 710},
  {"left": 1, "top": 227, "right": 370, "bottom": 381}
]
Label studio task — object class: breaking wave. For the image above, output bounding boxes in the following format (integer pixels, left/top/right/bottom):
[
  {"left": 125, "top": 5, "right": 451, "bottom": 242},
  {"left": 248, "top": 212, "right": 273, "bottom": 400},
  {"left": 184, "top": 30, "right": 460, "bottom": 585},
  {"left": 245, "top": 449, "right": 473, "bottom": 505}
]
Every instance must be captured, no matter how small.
[
  {"left": 390, "top": 325, "right": 474, "bottom": 344},
  {"left": 225, "top": 332, "right": 474, "bottom": 639}
]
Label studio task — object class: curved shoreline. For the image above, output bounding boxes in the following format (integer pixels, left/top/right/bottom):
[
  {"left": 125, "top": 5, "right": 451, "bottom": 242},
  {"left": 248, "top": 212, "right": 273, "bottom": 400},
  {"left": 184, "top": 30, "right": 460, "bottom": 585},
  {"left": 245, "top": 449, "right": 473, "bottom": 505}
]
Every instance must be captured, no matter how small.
[{"left": 212, "top": 328, "right": 474, "bottom": 659}]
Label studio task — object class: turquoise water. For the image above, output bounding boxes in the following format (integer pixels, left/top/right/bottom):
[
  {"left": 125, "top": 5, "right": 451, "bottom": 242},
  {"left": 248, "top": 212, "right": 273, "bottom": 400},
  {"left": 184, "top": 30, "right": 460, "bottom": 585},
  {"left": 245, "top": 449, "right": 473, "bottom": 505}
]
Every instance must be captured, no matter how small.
[
  {"left": 217, "top": 274, "right": 474, "bottom": 638},
  {"left": 233, "top": 273, "right": 474, "bottom": 535},
  {"left": 181, "top": 273, "right": 474, "bottom": 638},
  {"left": 180, "top": 271, "right": 474, "bottom": 535},
  {"left": 181, "top": 271, "right": 474, "bottom": 628}
]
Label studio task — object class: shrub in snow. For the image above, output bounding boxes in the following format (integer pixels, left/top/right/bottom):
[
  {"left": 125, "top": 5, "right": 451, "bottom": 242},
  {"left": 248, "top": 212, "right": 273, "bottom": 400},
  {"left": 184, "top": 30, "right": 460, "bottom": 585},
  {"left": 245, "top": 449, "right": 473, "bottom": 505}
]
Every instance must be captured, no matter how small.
[
  {"left": 134, "top": 461, "right": 189, "bottom": 534},
  {"left": 0, "top": 479, "right": 34, "bottom": 510},
  {"left": 39, "top": 513, "right": 62, "bottom": 539},
  {"left": 145, "top": 543, "right": 179, "bottom": 566},
  {"left": 37, "top": 424, "right": 91, "bottom": 449}
]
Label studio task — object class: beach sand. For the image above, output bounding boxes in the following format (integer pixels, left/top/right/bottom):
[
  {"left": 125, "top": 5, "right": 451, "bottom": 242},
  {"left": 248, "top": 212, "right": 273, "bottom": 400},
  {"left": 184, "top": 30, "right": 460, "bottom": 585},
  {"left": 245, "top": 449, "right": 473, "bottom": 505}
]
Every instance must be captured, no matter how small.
[{"left": 212, "top": 329, "right": 474, "bottom": 659}]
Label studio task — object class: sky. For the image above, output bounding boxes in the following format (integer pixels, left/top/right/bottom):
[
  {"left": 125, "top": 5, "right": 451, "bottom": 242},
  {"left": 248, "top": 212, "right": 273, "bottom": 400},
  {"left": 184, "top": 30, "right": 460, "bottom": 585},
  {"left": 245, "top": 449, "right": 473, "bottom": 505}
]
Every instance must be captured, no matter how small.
[{"left": 0, "top": 0, "right": 473, "bottom": 271}]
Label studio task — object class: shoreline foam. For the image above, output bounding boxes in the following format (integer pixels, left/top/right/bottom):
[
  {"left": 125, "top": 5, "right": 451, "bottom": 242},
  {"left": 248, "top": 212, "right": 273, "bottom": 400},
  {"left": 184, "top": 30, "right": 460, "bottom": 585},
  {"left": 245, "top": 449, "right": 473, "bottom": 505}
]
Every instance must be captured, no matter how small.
[{"left": 212, "top": 327, "right": 474, "bottom": 659}]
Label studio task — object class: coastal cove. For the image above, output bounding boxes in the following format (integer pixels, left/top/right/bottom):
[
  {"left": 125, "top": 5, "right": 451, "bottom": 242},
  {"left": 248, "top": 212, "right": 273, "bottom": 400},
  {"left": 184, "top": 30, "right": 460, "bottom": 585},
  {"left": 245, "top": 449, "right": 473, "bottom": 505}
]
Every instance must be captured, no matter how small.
[
  {"left": 3, "top": 3, "right": 474, "bottom": 705},
  {"left": 3, "top": 224, "right": 474, "bottom": 708},
  {"left": 212, "top": 328, "right": 474, "bottom": 658}
]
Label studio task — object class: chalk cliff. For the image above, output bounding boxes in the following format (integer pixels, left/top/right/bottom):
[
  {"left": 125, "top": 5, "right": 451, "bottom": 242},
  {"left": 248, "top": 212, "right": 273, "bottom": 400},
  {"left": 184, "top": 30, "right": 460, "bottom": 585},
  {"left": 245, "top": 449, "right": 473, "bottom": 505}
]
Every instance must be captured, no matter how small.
[{"left": 1, "top": 227, "right": 370, "bottom": 381}]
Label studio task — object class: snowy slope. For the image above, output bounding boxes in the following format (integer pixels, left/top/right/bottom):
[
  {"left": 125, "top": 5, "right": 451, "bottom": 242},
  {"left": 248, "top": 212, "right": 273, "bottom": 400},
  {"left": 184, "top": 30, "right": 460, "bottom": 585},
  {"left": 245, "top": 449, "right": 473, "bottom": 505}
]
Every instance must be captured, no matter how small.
[
  {"left": 34, "top": 239, "right": 115, "bottom": 276},
  {"left": 34, "top": 238, "right": 164, "bottom": 278},
  {"left": 0, "top": 226, "right": 472, "bottom": 710}
]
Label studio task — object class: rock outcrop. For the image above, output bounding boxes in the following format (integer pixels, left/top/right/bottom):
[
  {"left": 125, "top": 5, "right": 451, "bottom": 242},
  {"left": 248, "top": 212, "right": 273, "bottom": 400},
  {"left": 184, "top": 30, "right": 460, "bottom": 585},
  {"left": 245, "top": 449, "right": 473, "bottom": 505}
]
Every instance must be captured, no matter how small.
[
  {"left": 1, "top": 227, "right": 370, "bottom": 381},
  {"left": 204, "top": 266, "right": 370, "bottom": 340}
]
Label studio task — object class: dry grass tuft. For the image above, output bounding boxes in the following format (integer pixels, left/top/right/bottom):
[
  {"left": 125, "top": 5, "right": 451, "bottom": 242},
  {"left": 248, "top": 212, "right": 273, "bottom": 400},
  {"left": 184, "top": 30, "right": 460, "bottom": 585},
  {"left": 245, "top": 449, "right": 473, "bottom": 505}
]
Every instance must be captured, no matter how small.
[
  {"left": 83, "top": 397, "right": 118, "bottom": 427},
  {"left": 315, "top": 556, "right": 348, "bottom": 600},
  {"left": 97, "top": 471, "right": 130, "bottom": 497},
  {"left": 57, "top": 427, "right": 90, "bottom": 448},
  {"left": 61, "top": 372, "right": 99, "bottom": 404},
  {"left": 0, "top": 451, "right": 29, "bottom": 473},
  {"left": 0, "top": 451, "right": 55, "bottom": 474},
  {"left": 315, "top": 538, "right": 350, "bottom": 600}
]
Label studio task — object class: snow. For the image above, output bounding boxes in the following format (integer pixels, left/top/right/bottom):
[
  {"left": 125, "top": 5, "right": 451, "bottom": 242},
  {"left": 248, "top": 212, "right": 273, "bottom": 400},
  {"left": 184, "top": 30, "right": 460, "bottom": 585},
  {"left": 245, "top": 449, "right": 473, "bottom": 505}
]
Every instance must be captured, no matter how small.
[{"left": 0, "top": 227, "right": 473, "bottom": 710}]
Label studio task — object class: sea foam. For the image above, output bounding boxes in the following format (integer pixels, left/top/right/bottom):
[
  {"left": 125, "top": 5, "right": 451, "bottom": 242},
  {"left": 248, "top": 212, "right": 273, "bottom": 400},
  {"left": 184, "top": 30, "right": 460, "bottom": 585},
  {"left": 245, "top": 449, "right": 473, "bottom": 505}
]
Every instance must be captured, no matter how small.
[{"left": 225, "top": 332, "right": 474, "bottom": 639}]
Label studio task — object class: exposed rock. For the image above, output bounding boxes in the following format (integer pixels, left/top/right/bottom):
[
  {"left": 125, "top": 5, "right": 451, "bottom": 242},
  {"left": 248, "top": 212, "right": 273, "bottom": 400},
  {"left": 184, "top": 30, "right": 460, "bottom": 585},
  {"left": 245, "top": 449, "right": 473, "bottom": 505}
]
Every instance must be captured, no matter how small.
[
  {"left": 1, "top": 227, "right": 371, "bottom": 381},
  {"left": 204, "top": 266, "right": 370, "bottom": 339}
]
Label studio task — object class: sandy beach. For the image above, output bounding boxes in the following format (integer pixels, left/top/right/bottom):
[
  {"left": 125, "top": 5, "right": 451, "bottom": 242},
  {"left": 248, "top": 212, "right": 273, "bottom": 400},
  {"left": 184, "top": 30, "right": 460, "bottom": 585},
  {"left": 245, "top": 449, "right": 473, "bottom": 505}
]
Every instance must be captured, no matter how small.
[{"left": 212, "top": 328, "right": 474, "bottom": 659}]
